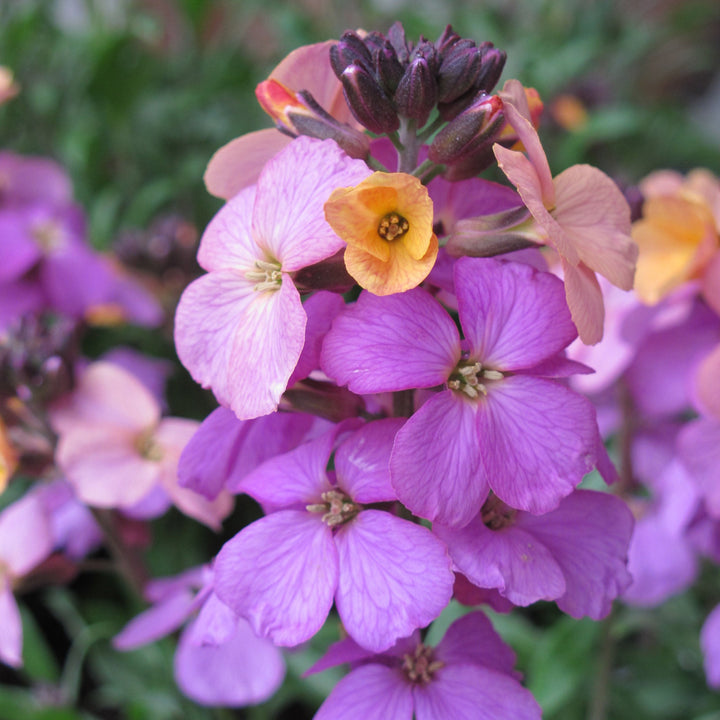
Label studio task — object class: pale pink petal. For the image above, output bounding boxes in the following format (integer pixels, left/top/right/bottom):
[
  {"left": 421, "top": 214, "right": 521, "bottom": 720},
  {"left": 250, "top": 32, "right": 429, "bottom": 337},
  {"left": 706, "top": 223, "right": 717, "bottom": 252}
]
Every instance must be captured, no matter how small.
[
  {"left": 252, "top": 137, "right": 371, "bottom": 271},
  {"left": 435, "top": 518, "right": 566, "bottom": 606},
  {"left": 0, "top": 494, "right": 53, "bottom": 576},
  {"left": 561, "top": 258, "right": 605, "bottom": 345},
  {"left": 50, "top": 362, "right": 160, "bottom": 434},
  {"left": 314, "top": 664, "right": 414, "bottom": 720},
  {"left": 204, "top": 129, "right": 291, "bottom": 200},
  {"left": 113, "top": 589, "right": 198, "bottom": 650},
  {"left": 701, "top": 603, "right": 720, "bottom": 688},
  {"left": 196, "top": 185, "right": 258, "bottom": 272},
  {"left": 391, "top": 392, "right": 487, "bottom": 527},
  {"left": 55, "top": 428, "right": 161, "bottom": 508},
  {"left": 174, "top": 271, "right": 305, "bottom": 420},
  {"left": 0, "top": 584, "right": 22, "bottom": 667},
  {"left": 213, "top": 511, "right": 337, "bottom": 646},
  {"left": 238, "top": 429, "right": 337, "bottom": 510},
  {"left": 175, "top": 615, "right": 285, "bottom": 706},
  {"left": 335, "top": 419, "right": 404, "bottom": 503},
  {"left": 321, "top": 289, "right": 460, "bottom": 394},
  {"left": 435, "top": 611, "right": 517, "bottom": 676},
  {"left": 518, "top": 490, "right": 633, "bottom": 619},
  {"left": 553, "top": 165, "right": 636, "bottom": 289},
  {"left": 500, "top": 99, "right": 554, "bottom": 207},
  {"left": 413, "top": 664, "right": 541, "bottom": 720},
  {"left": 454, "top": 257, "right": 576, "bottom": 370},
  {"left": 479, "top": 376, "right": 597, "bottom": 514},
  {"left": 335, "top": 511, "right": 453, "bottom": 652}
]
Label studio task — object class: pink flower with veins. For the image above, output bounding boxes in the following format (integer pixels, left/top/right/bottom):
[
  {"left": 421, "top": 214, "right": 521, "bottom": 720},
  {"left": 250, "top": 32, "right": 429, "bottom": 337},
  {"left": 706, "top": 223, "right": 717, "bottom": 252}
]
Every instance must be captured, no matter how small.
[
  {"left": 204, "top": 41, "right": 356, "bottom": 200},
  {"left": 51, "top": 362, "right": 232, "bottom": 530},
  {"left": 493, "top": 79, "right": 638, "bottom": 344}
]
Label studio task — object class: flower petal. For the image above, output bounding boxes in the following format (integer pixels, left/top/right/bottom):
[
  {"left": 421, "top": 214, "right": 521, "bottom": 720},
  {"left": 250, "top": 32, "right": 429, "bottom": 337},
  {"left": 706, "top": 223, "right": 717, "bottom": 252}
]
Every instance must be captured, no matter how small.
[
  {"left": 561, "top": 258, "right": 605, "bottom": 345},
  {"left": 479, "top": 375, "right": 598, "bottom": 514},
  {"left": 391, "top": 392, "right": 488, "bottom": 527},
  {"left": 214, "top": 511, "right": 337, "bottom": 646},
  {"left": 321, "top": 288, "right": 460, "bottom": 393},
  {"left": 335, "top": 510, "right": 453, "bottom": 652},
  {"left": 0, "top": 494, "right": 53, "bottom": 577},
  {"left": 0, "top": 584, "right": 22, "bottom": 667}
]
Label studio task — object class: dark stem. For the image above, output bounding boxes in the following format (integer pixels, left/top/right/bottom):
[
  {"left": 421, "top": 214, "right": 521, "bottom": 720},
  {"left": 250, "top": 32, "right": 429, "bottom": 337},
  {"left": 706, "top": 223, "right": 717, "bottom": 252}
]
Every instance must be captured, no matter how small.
[{"left": 393, "top": 390, "right": 415, "bottom": 418}]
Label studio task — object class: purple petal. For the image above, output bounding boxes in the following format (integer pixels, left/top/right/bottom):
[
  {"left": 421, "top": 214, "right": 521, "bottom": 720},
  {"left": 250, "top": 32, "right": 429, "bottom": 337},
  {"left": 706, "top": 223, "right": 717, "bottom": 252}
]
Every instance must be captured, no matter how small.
[
  {"left": 321, "top": 289, "right": 460, "bottom": 394},
  {"left": 315, "top": 664, "right": 414, "bottom": 720},
  {"left": 113, "top": 589, "right": 198, "bottom": 650},
  {"left": 0, "top": 279, "right": 44, "bottom": 330},
  {"left": 174, "top": 270, "right": 305, "bottom": 420},
  {"left": 0, "top": 209, "right": 41, "bottom": 282},
  {"left": 175, "top": 615, "right": 285, "bottom": 706},
  {"left": 391, "top": 392, "right": 487, "bottom": 527},
  {"left": 213, "top": 511, "right": 337, "bottom": 646},
  {"left": 518, "top": 490, "right": 633, "bottom": 619},
  {"left": 454, "top": 257, "right": 576, "bottom": 371},
  {"left": 0, "top": 493, "right": 53, "bottom": 576},
  {"left": 335, "top": 510, "right": 453, "bottom": 652},
  {"left": 196, "top": 185, "right": 258, "bottom": 272},
  {"left": 452, "top": 574, "right": 514, "bottom": 613},
  {"left": 0, "top": 152, "right": 73, "bottom": 207},
  {"left": 185, "top": 593, "right": 237, "bottom": 647},
  {"left": 435, "top": 516, "right": 566, "bottom": 606},
  {"left": 253, "top": 137, "right": 372, "bottom": 271},
  {"left": 335, "top": 419, "right": 404, "bottom": 503},
  {"left": 0, "top": 584, "right": 22, "bottom": 667},
  {"left": 701, "top": 603, "right": 720, "bottom": 688},
  {"left": 304, "top": 636, "right": 377, "bottom": 676},
  {"left": 288, "top": 291, "right": 345, "bottom": 386},
  {"left": 678, "top": 419, "right": 720, "bottom": 517},
  {"left": 413, "top": 664, "right": 541, "bottom": 720},
  {"left": 479, "top": 376, "right": 598, "bottom": 514},
  {"left": 435, "top": 611, "right": 517, "bottom": 676}
]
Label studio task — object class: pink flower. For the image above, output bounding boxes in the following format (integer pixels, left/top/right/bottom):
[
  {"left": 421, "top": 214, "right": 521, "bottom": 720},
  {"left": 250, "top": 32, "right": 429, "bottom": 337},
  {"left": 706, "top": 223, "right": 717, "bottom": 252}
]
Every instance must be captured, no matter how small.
[
  {"left": 174, "top": 136, "right": 371, "bottom": 421},
  {"left": 493, "top": 80, "right": 638, "bottom": 344},
  {"left": 51, "top": 362, "right": 232, "bottom": 529}
]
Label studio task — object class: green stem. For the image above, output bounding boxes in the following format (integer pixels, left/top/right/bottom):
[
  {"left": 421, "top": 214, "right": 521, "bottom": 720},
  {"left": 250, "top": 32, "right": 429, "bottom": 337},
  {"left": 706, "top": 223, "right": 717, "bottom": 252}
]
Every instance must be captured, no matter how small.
[
  {"left": 366, "top": 155, "right": 389, "bottom": 172},
  {"left": 397, "top": 117, "right": 420, "bottom": 173},
  {"left": 417, "top": 115, "right": 445, "bottom": 142},
  {"left": 588, "top": 612, "right": 616, "bottom": 720}
]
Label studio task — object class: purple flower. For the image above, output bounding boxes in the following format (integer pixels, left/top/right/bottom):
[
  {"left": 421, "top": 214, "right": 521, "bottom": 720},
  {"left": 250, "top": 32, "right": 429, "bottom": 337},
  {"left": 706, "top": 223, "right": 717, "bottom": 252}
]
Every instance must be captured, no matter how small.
[
  {"left": 701, "top": 603, "right": 720, "bottom": 689},
  {"left": 309, "top": 612, "right": 541, "bottom": 720},
  {"left": 213, "top": 420, "right": 454, "bottom": 652},
  {"left": 322, "top": 257, "right": 610, "bottom": 526},
  {"left": 114, "top": 566, "right": 285, "bottom": 706},
  {"left": 435, "top": 490, "right": 633, "bottom": 619},
  {"left": 174, "top": 136, "right": 371, "bottom": 420}
]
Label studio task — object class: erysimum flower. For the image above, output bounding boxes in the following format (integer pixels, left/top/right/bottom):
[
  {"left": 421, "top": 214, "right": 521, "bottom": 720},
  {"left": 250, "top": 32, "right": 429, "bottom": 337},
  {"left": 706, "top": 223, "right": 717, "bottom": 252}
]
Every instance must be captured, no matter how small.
[
  {"left": 174, "top": 136, "right": 371, "bottom": 420},
  {"left": 309, "top": 612, "right": 541, "bottom": 720},
  {"left": 491, "top": 80, "right": 638, "bottom": 344},
  {"left": 324, "top": 172, "right": 438, "bottom": 295}
]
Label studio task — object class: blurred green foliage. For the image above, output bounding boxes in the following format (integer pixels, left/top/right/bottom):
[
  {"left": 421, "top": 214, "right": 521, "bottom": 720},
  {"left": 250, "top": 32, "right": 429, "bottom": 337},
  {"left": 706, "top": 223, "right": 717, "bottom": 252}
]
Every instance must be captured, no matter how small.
[{"left": 2, "top": 0, "right": 720, "bottom": 718}]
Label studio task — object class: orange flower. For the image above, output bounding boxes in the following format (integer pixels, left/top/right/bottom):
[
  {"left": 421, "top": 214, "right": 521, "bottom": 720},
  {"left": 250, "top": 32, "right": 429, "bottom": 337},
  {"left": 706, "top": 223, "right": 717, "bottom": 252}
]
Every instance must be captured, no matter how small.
[
  {"left": 324, "top": 173, "right": 438, "bottom": 296},
  {"left": 632, "top": 170, "right": 720, "bottom": 304}
]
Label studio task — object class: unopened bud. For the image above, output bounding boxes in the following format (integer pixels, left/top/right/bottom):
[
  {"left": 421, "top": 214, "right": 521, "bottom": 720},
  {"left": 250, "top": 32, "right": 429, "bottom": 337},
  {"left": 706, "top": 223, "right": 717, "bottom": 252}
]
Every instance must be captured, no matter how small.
[
  {"left": 340, "top": 64, "right": 399, "bottom": 134},
  {"left": 437, "top": 40, "right": 483, "bottom": 104},
  {"left": 394, "top": 55, "right": 438, "bottom": 126},
  {"left": 388, "top": 22, "right": 410, "bottom": 64},
  {"left": 372, "top": 38, "right": 404, "bottom": 96},
  {"left": 429, "top": 93, "right": 503, "bottom": 165},
  {"left": 435, "top": 25, "right": 462, "bottom": 55},
  {"left": 330, "top": 31, "right": 374, "bottom": 77},
  {"left": 475, "top": 45, "right": 506, "bottom": 94}
]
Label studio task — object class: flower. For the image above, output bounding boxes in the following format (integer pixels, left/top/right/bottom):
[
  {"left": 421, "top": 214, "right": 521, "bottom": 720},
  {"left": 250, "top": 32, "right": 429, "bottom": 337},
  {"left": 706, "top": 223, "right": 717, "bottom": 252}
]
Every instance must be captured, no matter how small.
[
  {"left": 492, "top": 80, "right": 638, "bottom": 344},
  {"left": 322, "top": 257, "right": 612, "bottom": 526},
  {"left": 309, "top": 612, "right": 541, "bottom": 720},
  {"left": 324, "top": 171, "right": 438, "bottom": 295},
  {"left": 175, "top": 136, "right": 371, "bottom": 420}
]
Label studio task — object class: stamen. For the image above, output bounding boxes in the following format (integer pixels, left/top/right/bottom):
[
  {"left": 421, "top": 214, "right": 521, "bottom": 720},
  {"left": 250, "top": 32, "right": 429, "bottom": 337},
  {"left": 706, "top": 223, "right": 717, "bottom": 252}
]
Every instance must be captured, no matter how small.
[
  {"left": 135, "top": 429, "right": 164, "bottom": 462},
  {"left": 32, "top": 220, "right": 64, "bottom": 252},
  {"left": 306, "top": 489, "right": 360, "bottom": 527},
  {"left": 448, "top": 359, "right": 503, "bottom": 398},
  {"left": 401, "top": 644, "right": 444, "bottom": 685},
  {"left": 245, "top": 259, "right": 282, "bottom": 291},
  {"left": 377, "top": 212, "right": 409, "bottom": 242}
]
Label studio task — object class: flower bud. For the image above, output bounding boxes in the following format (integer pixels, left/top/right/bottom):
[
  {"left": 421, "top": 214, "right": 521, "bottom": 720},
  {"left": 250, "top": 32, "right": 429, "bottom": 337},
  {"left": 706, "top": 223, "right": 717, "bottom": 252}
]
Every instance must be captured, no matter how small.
[
  {"left": 394, "top": 54, "right": 438, "bottom": 127},
  {"left": 387, "top": 21, "right": 410, "bottom": 64},
  {"left": 436, "top": 39, "right": 483, "bottom": 104},
  {"left": 372, "top": 37, "right": 404, "bottom": 96},
  {"left": 429, "top": 93, "right": 503, "bottom": 165},
  {"left": 475, "top": 45, "right": 506, "bottom": 94},
  {"left": 330, "top": 31, "right": 373, "bottom": 77},
  {"left": 340, "top": 64, "right": 399, "bottom": 134}
]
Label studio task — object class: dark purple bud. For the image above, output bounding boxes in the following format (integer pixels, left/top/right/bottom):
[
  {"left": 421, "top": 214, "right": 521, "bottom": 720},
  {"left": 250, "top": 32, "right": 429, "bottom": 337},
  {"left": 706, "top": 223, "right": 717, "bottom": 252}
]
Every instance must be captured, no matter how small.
[
  {"left": 330, "top": 31, "right": 373, "bottom": 78},
  {"left": 429, "top": 93, "right": 504, "bottom": 165},
  {"left": 475, "top": 46, "right": 506, "bottom": 94},
  {"left": 388, "top": 22, "right": 410, "bottom": 64},
  {"left": 437, "top": 41, "right": 483, "bottom": 104},
  {"left": 373, "top": 38, "right": 404, "bottom": 96},
  {"left": 394, "top": 56, "right": 437, "bottom": 127},
  {"left": 340, "top": 64, "right": 399, "bottom": 134},
  {"left": 435, "top": 25, "right": 462, "bottom": 54}
]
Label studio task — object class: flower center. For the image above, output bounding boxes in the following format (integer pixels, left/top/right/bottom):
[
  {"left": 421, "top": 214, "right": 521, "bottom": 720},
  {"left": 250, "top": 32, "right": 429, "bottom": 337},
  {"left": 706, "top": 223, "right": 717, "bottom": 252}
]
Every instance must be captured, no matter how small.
[
  {"left": 32, "top": 220, "right": 64, "bottom": 253},
  {"left": 402, "top": 644, "right": 444, "bottom": 685},
  {"left": 134, "top": 428, "right": 164, "bottom": 462},
  {"left": 448, "top": 359, "right": 503, "bottom": 398},
  {"left": 306, "top": 489, "right": 360, "bottom": 527},
  {"left": 245, "top": 259, "right": 283, "bottom": 292},
  {"left": 377, "top": 212, "right": 409, "bottom": 242},
  {"left": 481, "top": 493, "right": 517, "bottom": 530}
]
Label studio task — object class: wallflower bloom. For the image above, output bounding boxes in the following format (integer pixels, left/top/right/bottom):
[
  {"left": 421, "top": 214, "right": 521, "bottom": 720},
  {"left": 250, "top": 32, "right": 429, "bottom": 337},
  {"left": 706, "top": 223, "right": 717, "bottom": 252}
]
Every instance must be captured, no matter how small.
[
  {"left": 492, "top": 80, "right": 637, "bottom": 344},
  {"left": 310, "top": 612, "right": 541, "bottom": 720},
  {"left": 175, "top": 136, "right": 371, "bottom": 420},
  {"left": 324, "top": 172, "right": 438, "bottom": 295}
]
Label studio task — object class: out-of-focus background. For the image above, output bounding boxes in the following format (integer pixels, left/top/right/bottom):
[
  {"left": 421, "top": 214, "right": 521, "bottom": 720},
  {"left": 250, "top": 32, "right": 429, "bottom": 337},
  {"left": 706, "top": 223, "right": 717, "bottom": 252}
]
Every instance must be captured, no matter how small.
[{"left": 1, "top": 1, "right": 720, "bottom": 719}]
